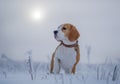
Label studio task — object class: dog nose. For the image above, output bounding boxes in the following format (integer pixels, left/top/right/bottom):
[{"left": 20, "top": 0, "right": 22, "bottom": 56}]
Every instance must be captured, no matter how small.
[{"left": 54, "top": 30, "right": 58, "bottom": 35}]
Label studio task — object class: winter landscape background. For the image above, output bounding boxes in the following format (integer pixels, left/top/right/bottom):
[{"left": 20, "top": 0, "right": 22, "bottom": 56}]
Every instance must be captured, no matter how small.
[{"left": 0, "top": 0, "right": 120, "bottom": 84}]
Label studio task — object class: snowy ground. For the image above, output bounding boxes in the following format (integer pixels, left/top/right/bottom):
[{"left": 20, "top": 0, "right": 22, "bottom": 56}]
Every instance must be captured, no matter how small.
[
  {"left": 0, "top": 55, "right": 120, "bottom": 84},
  {"left": 0, "top": 73, "right": 119, "bottom": 84}
]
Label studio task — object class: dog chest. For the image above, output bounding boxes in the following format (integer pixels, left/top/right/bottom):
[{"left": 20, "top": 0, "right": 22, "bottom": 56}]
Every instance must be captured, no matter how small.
[{"left": 55, "top": 45, "right": 76, "bottom": 67}]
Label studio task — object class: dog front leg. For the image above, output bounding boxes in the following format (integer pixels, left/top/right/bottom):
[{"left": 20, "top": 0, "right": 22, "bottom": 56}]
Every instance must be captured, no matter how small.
[
  {"left": 50, "top": 53, "right": 55, "bottom": 73},
  {"left": 53, "top": 58, "right": 60, "bottom": 74}
]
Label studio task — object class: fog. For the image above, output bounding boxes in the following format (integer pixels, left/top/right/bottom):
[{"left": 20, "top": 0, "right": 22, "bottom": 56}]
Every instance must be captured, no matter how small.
[{"left": 0, "top": 0, "right": 120, "bottom": 64}]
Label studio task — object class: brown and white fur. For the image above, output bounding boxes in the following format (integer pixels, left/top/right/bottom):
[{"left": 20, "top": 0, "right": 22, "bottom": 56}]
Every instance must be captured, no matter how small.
[{"left": 50, "top": 23, "right": 80, "bottom": 74}]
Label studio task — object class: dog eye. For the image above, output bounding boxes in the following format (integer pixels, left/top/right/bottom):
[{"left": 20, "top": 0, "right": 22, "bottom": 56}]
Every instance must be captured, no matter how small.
[{"left": 63, "top": 27, "right": 66, "bottom": 30}]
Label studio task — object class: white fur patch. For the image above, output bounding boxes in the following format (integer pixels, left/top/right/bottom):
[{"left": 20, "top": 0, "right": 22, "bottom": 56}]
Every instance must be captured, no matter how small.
[{"left": 53, "top": 45, "right": 76, "bottom": 73}]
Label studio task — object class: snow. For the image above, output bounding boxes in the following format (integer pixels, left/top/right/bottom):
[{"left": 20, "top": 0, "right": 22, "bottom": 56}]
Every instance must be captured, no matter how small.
[
  {"left": 0, "top": 63, "right": 120, "bottom": 84},
  {"left": 0, "top": 73, "right": 119, "bottom": 84},
  {"left": 0, "top": 51, "right": 120, "bottom": 84}
]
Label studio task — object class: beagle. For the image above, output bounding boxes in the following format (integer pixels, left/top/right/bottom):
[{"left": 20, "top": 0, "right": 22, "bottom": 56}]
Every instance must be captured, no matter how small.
[{"left": 50, "top": 23, "right": 80, "bottom": 74}]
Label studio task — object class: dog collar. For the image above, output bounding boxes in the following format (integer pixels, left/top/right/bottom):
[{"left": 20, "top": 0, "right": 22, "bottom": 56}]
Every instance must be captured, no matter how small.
[{"left": 61, "top": 41, "right": 78, "bottom": 48}]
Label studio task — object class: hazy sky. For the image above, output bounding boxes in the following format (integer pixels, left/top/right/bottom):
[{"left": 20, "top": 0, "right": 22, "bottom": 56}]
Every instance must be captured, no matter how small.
[{"left": 0, "top": 0, "right": 120, "bottom": 64}]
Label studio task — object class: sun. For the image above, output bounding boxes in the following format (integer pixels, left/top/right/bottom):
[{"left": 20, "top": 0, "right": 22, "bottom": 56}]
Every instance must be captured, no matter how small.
[{"left": 30, "top": 9, "right": 44, "bottom": 21}]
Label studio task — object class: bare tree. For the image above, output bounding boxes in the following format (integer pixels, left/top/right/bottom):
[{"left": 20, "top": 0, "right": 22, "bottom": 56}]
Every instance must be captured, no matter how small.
[
  {"left": 26, "top": 50, "right": 34, "bottom": 80},
  {"left": 112, "top": 65, "right": 119, "bottom": 81}
]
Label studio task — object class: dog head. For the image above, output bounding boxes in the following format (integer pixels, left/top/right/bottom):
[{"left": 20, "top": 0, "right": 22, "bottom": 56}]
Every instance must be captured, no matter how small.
[{"left": 54, "top": 23, "right": 80, "bottom": 43}]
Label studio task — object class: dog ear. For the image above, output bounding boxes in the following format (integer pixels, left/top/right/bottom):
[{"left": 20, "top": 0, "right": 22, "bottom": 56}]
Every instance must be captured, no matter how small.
[{"left": 68, "top": 26, "right": 80, "bottom": 42}]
